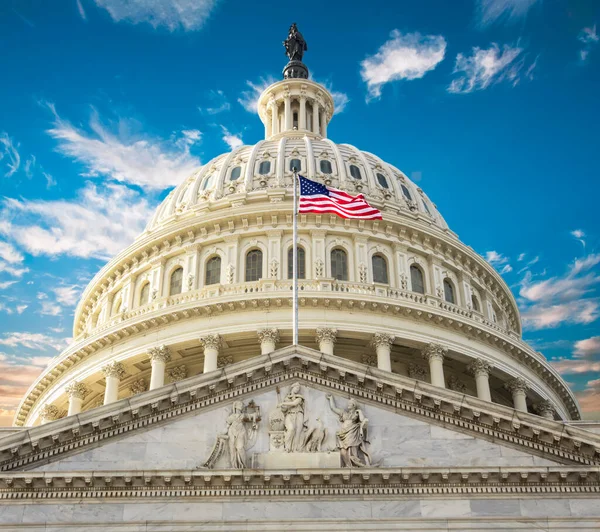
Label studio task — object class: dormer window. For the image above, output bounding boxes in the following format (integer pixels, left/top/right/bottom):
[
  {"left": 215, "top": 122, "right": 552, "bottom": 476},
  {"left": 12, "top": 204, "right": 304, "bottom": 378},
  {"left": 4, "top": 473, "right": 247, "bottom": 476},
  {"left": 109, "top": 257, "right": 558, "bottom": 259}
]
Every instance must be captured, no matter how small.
[
  {"left": 320, "top": 160, "right": 332, "bottom": 174},
  {"left": 230, "top": 166, "right": 241, "bottom": 181},
  {"left": 349, "top": 165, "right": 362, "bottom": 180},
  {"left": 290, "top": 159, "right": 301, "bottom": 172},
  {"left": 401, "top": 184, "right": 412, "bottom": 201},
  {"left": 376, "top": 173, "right": 389, "bottom": 189},
  {"left": 258, "top": 161, "right": 271, "bottom": 175}
]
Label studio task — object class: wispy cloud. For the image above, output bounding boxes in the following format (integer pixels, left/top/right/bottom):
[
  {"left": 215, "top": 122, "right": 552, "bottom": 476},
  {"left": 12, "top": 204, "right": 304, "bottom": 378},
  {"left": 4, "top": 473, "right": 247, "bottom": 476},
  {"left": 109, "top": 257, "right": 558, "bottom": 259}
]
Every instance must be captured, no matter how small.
[
  {"left": 484, "top": 250, "right": 513, "bottom": 275},
  {"left": 52, "top": 285, "right": 82, "bottom": 307},
  {"left": 221, "top": 127, "right": 243, "bottom": 150},
  {"left": 0, "top": 281, "right": 17, "bottom": 290},
  {"left": 475, "top": 0, "right": 540, "bottom": 28},
  {"left": 0, "top": 133, "right": 21, "bottom": 178},
  {"left": 2, "top": 182, "right": 155, "bottom": 260},
  {"left": 46, "top": 103, "right": 201, "bottom": 191},
  {"left": 92, "top": 0, "right": 219, "bottom": 32},
  {"left": 571, "top": 229, "right": 586, "bottom": 248},
  {"left": 199, "top": 90, "right": 231, "bottom": 115},
  {"left": 76, "top": 0, "right": 87, "bottom": 20},
  {"left": 360, "top": 30, "right": 446, "bottom": 100},
  {"left": 0, "top": 332, "right": 67, "bottom": 351},
  {"left": 0, "top": 241, "right": 24, "bottom": 264},
  {"left": 238, "top": 76, "right": 277, "bottom": 113},
  {"left": 448, "top": 44, "right": 535, "bottom": 94},
  {"left": 578, "top": 25, "right": 598, "bottom": 63}
]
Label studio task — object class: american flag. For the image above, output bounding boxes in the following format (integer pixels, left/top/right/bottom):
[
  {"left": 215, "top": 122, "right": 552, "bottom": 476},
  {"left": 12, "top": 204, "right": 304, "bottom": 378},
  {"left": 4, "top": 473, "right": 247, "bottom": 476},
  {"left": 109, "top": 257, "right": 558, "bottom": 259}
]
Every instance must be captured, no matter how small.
[{"left": 298, "top": 175, "right": 382, "bottom": 220}]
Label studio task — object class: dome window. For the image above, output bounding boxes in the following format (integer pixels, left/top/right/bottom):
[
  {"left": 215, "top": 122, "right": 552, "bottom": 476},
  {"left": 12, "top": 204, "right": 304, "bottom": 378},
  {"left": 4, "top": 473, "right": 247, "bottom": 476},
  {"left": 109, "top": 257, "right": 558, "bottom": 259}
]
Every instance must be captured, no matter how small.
[
  {"left": 202, "top": 174, "right": 215, "bottom": 190},
  {"left": 471, "top": 294, "right": 481, "bottom": 312},
  {"left": 205, "top": 256, "right": 221, "bottom": 285},
  {"left": 401, "top": 184, "right": 412, "bottom": 201},
  {"left": 290, "top": 159, "right": 301, "bottom": 172},
  {"left": 245, "top": 249, "right": 263, "bottom": 282},
  {"left": 422, "top": 200, "right": 432, "bottom": 215},
  {"left": 410, "top": 265, "right": 425, "bottom": 294},
  {"left": 288, "top": 246, "right": 306, "bottom": 279},
  {"left": 372, "top": 254, "right": 389, "bottom": 284},
  {"left": 169, "top": 267, "right": 183, "bottom": 296},
  {"left": 376, "top": 173, "right": 389, "bottom": 189},
  {"left": 349, "top": 164, "right": 362, "bottom": 180},
  {"left": 139, "top": 282, "right": 150, "bottom": 306},
  {"left": 331, "top": 248, "right": 348, "bottom": 281},
  {"left": 258, "top": 161, "right": 271, "bottom": 175},
  {"left": 230, "top": 166, "right": 241, "bottom": 181},
  {"left": 443, "top": 278, "right": 456, "bottom": 304},
  {"left": 320, "top": 160, "right": 332, "bottom": 174}
]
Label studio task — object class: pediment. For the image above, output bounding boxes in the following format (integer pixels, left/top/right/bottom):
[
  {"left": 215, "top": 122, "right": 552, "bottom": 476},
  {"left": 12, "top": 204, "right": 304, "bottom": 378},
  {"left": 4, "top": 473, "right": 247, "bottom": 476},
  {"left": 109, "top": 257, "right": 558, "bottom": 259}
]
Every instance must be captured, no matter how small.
[{"left": 1, "top": 346, "right": 599, "bottom": 474}]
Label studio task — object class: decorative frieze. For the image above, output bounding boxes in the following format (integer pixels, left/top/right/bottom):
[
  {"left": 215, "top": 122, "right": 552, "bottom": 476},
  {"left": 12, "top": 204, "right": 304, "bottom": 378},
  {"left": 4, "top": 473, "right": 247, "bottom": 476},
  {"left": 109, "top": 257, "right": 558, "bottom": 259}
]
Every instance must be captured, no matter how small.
[
  {"left": 167, "top": 365, "right": 187, "bottom": 383},
  {"left": 129, "top": 378, "right": 147, "bottom": 396}
]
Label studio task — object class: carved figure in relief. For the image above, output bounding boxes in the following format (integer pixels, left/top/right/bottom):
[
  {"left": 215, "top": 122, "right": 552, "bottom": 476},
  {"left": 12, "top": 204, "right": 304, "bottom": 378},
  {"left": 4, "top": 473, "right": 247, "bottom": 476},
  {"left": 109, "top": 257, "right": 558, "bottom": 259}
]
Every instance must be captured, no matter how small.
[
  {"left": 326, "top": 395, "right": 371, "bottom": 467},
  {"left": 202, "top": 400, "right": 260, "bottom": 469},
  {"left": 277, "top": 383, "right": 307, "bottom": 452},
  {"left": 303, "top": 418, "right": 327, "bottom": 452}
]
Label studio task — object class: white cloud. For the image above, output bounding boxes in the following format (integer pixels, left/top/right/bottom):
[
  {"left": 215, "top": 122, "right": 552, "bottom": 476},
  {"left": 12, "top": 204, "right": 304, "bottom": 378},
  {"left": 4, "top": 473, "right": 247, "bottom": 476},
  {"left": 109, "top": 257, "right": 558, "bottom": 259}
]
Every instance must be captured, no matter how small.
[
  {"left": 0, "top": 241, "right": 24, "bottom": 264},
  {"left": 0, "top": 281, "right": 17, "bottom": 290},
  {"left": 500, "top": 264, "right": 513, "bottom": 274},
  {"left": 0, "top": 262, "right": 28, "bottom": 278},
  {"left": 93, "top": 0, "right": 219, "bottom": 32},
  {"left": 0, "top": 132, "right": 20, "bottom": 178},
  {"left": 571, "top": 229, "right": 586, "bottom": 247},
  {"left": 221, "top": 127, "right": 243, "bottom": 151},
  {"left": 2, "top": 182, "right": 155, "bottom": 260},
  {"left": 0, "top": 332, "right": 67, "bottom": 351},
  {"left": 52, "top": 285, "right": 81, "bottom": 307},
  {"left": 578, "top": 25, "right": 598, "bottom": 62},
  {"left": 517, "top": 253, "right": 526, "bottom": 261},
  {"left": 24, "top": 155, "right": 36, "bottom": 179},
  {"left": 521, "top": 299, "right": 599, "bottom": 330},
  {"left": 39, "top": 301, "right": 61, "bottom": 316},
  {"left": 485, "top": 250, "right": 510, "bottom": 267},
  {"left": 199, "top": 90, "right": 231, "bottom": 115},
  {"left": 76, "top": 0, "right": 87, "bottom": 20},
  {"left": 46, "top": 104, "right": 201, "bottom": 191},
  {"left": 475, "top": 0, "right": 540, "bottom": 28},
  {"left": 43, "top": 172, "right": 56, "bottom": 188},
  {"left": 16, "top": 305, "right": 27, "bottom": 314},
  {"left": 448, "top": 44, "right": 535, "bottom": 94},
  {"left": 238, "top": 77, "right": 277, "bottom": 113},
  {"left": 574, "top": 336, "right": 600, "bottom": 358},
  {"left": 360, "top": 30, "right": 446, "bottom": 99}
]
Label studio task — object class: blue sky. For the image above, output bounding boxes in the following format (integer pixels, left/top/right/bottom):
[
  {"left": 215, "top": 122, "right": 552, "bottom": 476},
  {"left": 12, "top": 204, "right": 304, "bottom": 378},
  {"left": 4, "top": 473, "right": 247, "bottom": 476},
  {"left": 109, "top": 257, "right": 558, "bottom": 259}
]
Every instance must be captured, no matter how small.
[{"left": 0, "top": 0, "right": 599, "bottom": 424}]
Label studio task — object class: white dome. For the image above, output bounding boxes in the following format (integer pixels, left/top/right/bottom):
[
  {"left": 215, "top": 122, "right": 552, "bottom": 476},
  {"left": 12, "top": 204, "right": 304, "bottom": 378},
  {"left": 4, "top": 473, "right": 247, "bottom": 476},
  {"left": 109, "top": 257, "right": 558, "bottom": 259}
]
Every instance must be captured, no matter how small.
[{"left": 145, "top": 137, "right": 448, "bottom": 234}]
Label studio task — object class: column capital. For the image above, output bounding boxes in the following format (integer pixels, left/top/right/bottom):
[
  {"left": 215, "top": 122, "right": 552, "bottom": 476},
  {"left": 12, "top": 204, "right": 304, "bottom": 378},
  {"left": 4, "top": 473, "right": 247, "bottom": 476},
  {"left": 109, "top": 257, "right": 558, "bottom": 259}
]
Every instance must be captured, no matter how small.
[
  {"left": 65, "top": 381, "right": 89, "bottom": 400},
  {"left": 200, "top": 333, "right": 221, "bottom": 351},
  {"left": 40, "top": 404, "right": 61, "bottom": 423},
  {"left": 102, "top": 361, "right": 126, "bottom": 380},
  {"left": 467, "top": 358, "right": 493, "bottom": 378},
  {"left": 534, "top": 399, "right": 555, "bottom": 418},
  {"left": 257, "top": 328, "right": 280, "bottom": 344},
  {"left": 316, "top": 327, "right": 337, "bottom": 344},
  {"left": 370, "top": 332, "right": 395, "bottom": 349},
  {"left": 505, "top": 377, "right": 529, "bottom": 395},
  {"left": 148, "top": 344, "right": 171, "bottom": 364},
  {"left": 421, "top": 342, "right": 447, "bottom": 362}
]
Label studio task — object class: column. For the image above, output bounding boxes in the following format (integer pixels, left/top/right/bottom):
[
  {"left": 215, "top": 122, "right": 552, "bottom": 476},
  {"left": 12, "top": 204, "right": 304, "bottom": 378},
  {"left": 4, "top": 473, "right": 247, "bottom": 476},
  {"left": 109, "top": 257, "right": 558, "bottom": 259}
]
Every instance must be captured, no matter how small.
[
  {"left": 40, "top": 404, "right": 61, "bottom": 425},
  {"left": 270, "top": 102, "right": 279, "bottom": 136},
  {"left": 535, "top": 399, "right": 555, "bottom": 420},
  {"left": 102, "top": 361, "right": 125, "bottom": 405},
  {"left": 316, "top": 327, "right": 337, "bottom": 355},
  {"left": 467, "top": 358, "right": 493, "bottom": 402},
  {"left": 200, "top": 334, "right": 221, "bottom": 373},
  {"left": 257, "top": 328, "right": 279, "bottom": 355},
  {"left": 320, "top": 108, "right": 327, "bottom": 137},
  {"left": 505, "top": 378, "right": 529, "bottom": 412},
  {"left": 422, "top": 343, "right": 447, "bottom": 388},
  {"left": 284, "top": 94, "right": 291, "bottom": 131},
  {"left": 299, "top": 95, "right": 306, "bottom": 130},
  {"left": 148, "top": 345, "right": 171, "bottom": 390},
  {"left": 312, "top": 100, "right": 319, "bottom": 135},
  {"left": 65, "top": 381, "right": 89, "bottom": 416},
  {"left": 370, "top": 333, "right": 395, "bottom": 372}
]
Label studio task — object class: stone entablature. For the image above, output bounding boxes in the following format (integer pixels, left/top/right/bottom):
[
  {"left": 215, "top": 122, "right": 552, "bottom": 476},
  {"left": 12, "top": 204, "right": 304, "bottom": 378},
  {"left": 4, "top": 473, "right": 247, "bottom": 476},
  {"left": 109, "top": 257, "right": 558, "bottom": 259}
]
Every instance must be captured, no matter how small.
[{"left": 2, "top": 348, "right": 599, "bottom": 473}]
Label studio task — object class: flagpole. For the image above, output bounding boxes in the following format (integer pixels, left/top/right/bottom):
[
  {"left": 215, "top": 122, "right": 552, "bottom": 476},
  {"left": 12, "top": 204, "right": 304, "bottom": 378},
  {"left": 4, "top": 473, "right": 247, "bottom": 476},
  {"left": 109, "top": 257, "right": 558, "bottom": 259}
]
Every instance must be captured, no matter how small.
[{"left": 292, "top": 168, "right": 299, "bottom": 346}]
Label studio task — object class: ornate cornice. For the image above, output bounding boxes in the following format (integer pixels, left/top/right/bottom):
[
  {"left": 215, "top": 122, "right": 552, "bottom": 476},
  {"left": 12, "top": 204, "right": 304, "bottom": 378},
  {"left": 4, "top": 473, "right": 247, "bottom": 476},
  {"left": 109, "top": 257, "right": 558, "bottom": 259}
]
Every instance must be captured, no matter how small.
[
  {"left": 101, "top": 361, "right": 125, "bottom": 380},
  {"left": 2, "top": 348, "right": 599, "bottom": 473},
  {"left": 1, "top": 466, "right": 598, "bottom": 500},
  {"left": 422, "top": 342, "right": 448, "bottom": 362},
  {"left": 148, "top": 345, "right": 171, "bottom": 364},
  {"left": 199, "top": 334, "right": 221, "bottom": 351},
  {"left": 65, "top": 381, "right": 89, "bottom": 400}
]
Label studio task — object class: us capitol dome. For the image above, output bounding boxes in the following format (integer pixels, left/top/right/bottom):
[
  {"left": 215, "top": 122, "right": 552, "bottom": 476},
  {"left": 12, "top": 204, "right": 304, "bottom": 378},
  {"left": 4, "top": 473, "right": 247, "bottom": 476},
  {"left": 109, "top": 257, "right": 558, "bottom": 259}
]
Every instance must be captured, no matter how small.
[{"left": 1, "top": 25, "right": 598, "bottom": 532}]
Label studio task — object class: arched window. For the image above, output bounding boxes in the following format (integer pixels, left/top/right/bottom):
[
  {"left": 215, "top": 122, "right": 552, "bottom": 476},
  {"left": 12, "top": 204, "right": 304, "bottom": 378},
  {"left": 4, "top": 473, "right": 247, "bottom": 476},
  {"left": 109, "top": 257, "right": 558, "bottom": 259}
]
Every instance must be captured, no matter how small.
[
  {"left": 372, "top": 254, "right": 389, "bottom": 284},
  {"left": 169, "top": 267, "right": 183, "bottom": 296},
  {"left": 422, "top": 200, "right": 432, "bottom": 215},
  {"left": 245, "top": 249, "right": 263, "bottom": 282},
  {"left": 287, "top": 246, "right": 306, "bottom": 279},
  {"left": 376, "top": 173, "right": 389, "bottom": 189},
  {"left": 471, "top": 294, "right": 481, "bottom": 312},
  {"left": 410, "top": 264, "right": 425, "bottom": 294},
  {"left": 331, "top": 248, "right": 348, "bottom": 281},
  {"left": 258, "top": 161, "right": 271, "bottom": 175},
  {"left": 349, "top": 164, "right": 362, "bottom": 180},
  {"left": 290, "top": 159, "right": 301, "bottom": 172},
  {"left": 202, "top": 174, "right": 214, "bottom": 190},
  {"left": 293, "top": 112, "right": 298, "bottom": 129},
  {"left": 401, "top": 184, "right": 413, "bottom": 201},
  {"left": 443, "top": 278, "right": 456, "bottom": 304},
  {"left": 320, "top": 160, "right": 332, "bottom": 174},
  {"left": 230, "top": 166, "right": 241, "bottom": 181},
  {"left": 139, "top": 282, "right": 150, "bottom": 306},
  {"left": 205, "top": 256, "right": 221, "bottom": 285},
  {"left": 111, "top": 297, "right": 122, "bottom": 315}
]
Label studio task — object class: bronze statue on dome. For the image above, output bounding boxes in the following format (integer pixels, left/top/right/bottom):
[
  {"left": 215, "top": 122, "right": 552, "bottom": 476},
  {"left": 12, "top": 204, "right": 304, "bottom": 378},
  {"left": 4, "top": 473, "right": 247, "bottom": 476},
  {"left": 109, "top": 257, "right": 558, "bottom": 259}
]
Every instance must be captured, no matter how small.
[{"left": 283, "top": 23, "right": 307, "bottom": 62}]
